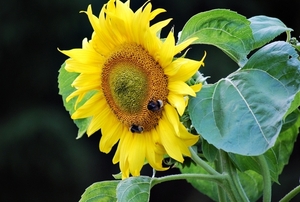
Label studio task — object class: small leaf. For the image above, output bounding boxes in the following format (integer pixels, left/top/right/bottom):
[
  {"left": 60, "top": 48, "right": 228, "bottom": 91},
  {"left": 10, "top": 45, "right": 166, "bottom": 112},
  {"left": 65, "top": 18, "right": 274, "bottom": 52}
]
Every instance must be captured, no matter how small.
[
  {"left": 58, "top": 63, "right": 97, "bottom": 138},
  {"left": 189, "top": 41, "right": 300, "bottom": 155},
  {"left": 282, "top": 110, "right": 299, "bottom": 131},
  {"left": 178, "top": 9, "right": 254, "bottom": 66},
  {"left": 79, "top": 181, "right": 119, "bottom": 202},
  {"left": 249, "top": 16, "right": 293, "bottom": 49},
  {"left": 116, "top": 176, "right": 151, "bottom": 202},
  {"left": 202, "top": 139, "right": 218, "bottom": 162},
  {"left": 284, "top": 91, "right": 300, "bottom": 120}
]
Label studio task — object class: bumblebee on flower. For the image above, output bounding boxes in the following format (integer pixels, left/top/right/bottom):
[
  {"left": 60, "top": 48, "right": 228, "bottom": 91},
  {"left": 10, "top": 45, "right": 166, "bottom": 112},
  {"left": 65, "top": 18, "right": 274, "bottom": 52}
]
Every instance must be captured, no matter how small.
[{"left": 60, "top": 0, "right": 205, "bottom": 179}]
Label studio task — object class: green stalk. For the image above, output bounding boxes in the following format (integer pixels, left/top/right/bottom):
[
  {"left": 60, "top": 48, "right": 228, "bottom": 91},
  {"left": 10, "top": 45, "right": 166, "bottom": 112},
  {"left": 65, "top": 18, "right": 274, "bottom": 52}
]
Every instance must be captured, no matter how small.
[
  {"left": 286, "top": 30, "right": 291, "bottom": 43},
  {"left": 151, "top": 173, "right": 225, "bottom": 187},
  {"left": 256, "top": 155, "right": 272, "bottom": 202},
  {"left": 279, "top": 184, "right": 300, "bottom": 202},
  {"left": 219, "top": 150, "right": 249, "bottom": 202},
  {"left": 189, "top": 147, "right": 220, "bottom": 175},
  {"left": 189, "top": 147, "right": 236, "bottom": 202},
  {"left": 215, "top": 150, "right": 228, "bottom": 202}
]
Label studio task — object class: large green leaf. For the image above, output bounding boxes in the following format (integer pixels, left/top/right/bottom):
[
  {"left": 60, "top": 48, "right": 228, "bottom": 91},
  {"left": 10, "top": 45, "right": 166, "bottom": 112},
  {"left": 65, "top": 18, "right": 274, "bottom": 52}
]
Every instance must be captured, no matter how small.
[
  {"left": 249, "top": 16, "right": 293, "bottom": 50},
  {"left": 189, "top": 41, "right": 300, "bottom": 156},
  {"left": 58, "top": 63, "right": 96, "bottom": 138},
  {"left": 79, "top": 181, "right": 119, "bottom": 202},
  {"left": 116, "top": 176, "right": 151, "bottom": 202},
  {"left": 178, "top": 9, "right": 254, "bottom": 66},
  {"left": 226, "top": 110, "right": 299, "bottom": 194}
]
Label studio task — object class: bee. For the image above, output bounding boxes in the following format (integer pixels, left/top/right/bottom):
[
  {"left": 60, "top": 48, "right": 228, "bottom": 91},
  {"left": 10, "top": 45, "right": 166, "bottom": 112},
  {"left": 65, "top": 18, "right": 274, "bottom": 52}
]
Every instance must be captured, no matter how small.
[
  {"left": 130, "top": 124, "right": 144, "bottom": 133},
  {"left": 147, "top": 100, "right": 163, "bottom": 112}
]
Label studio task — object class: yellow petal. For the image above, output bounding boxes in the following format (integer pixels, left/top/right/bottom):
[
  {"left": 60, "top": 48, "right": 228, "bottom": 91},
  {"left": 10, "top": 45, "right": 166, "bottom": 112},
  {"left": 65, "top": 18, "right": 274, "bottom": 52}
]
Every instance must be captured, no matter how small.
[
  {"left": 175, "top": 37, "right": 198, "bottom": 55},
  {"left": 99, "top": 117, "right": 122, "bottom": 153},
  {"left": 168, "top": 59, "right": 202, "bottom": 82},
  {"left": 151, "top": 18, "right": 172, "bottom": 36},
  {"left": 65, "top": 58, "right": 101, "bottom": 74},
  {"left": 167, "top": 93, "right": 186, "bottom": 116},
  {"left": 150, "top": 8, "right": 166, "bottom": 20},
  {"left": 190, "top": 83, "right": 202, "bottom": 94},
  {"left": 86, "top": 107, "right": 111, "bottom": 135},
  {"left": 163, "top": 57, "right": 186, "bottom": 76},
  {"left": 119, "top": 131, "right": 133, "bottom": 178},
  {"left": 178, "top": 123, "right": 199, "bottom": 147},
  {"left": 71, "top": 93, "right": 103, "bottom": 118},
  {"left": 164, "top": 103, "right": 180, "bottom": 133},
  {"left": 128, "top": 134, "right": 146, "bottom": 176},
  {"left": 60, "top": 48, "right": 101, "bottom": 64},
  {"left": 168, "top": 81, "right": 196, "bottom": 96},
  {"left": 158, "top": 31, "right": 175, "bottom": 67},
  {"left": 157, "top": 117, "right": 184, "bottom": 163}
]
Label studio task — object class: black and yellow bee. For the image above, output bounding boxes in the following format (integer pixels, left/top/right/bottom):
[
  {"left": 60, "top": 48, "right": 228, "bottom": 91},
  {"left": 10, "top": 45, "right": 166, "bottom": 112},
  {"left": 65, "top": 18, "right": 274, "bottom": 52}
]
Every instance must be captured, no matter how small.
[
  {"left": 147, "top": 100, "right": 163, "bottom": 112},
  {"left": 130, "top": 124, "right": 144, "bottom": 133}
]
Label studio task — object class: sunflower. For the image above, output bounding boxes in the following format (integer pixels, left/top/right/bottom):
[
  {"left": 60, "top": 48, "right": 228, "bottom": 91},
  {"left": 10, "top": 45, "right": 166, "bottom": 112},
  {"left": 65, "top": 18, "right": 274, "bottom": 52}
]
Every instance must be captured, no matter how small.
[{"left": 60, "top": 0, "right": 205, "bottom": 179}]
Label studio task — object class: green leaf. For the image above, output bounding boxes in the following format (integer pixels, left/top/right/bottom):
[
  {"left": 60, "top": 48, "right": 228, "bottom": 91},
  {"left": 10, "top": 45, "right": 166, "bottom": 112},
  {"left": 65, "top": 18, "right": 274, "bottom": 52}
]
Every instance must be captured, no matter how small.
[
  {"left": 202, "top": 138, "right": 218, "bottom": 162},
  {"left": 226, "top": 111, "right": 299, "bottom": 193},
  {"left": 178, "top": 9, "right": 254, "bottom": 66},
  {"left": 79, "top": 181, "right": 119, "bottom": 202},
  {"left": 238, "top": 170, "right": 264, "bottom": 202},
  {"left": 58, "top": 63, "right": 97, "bottom": 138},
  {"left": 189, "top": 41, "right": 300, "bottom": 156},
  {"left": 282, "top": 109, "right": 299, "bottom": 131},
  {"left": 229, "top": 151, "right": 279, "bottom": 183},
  {"left": 180, "top": 161, "right": 263, "bottom": 202},
  {"left": 284, "top": 91, "right": 300, "bottom": 120},
  {"left": 179, "top": 162, "right": 218, "bottom": 201},
  {"left": 229, "top": 109, "right": 299, "bottom": 187},
  {"left": 249, "top": 16, "right": 293, "bottom": 50},
  {"left": 270, "top": 109, "right": 300, "bottom": 175},
  {"left": 116, "top": 176, "right": 151, "bottom": 202}
]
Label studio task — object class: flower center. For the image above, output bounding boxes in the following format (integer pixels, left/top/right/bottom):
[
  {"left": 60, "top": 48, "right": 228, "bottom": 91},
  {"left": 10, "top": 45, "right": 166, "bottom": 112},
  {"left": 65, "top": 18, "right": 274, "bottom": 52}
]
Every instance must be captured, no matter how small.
[
  {"left": 109, "top": 64, "right": 148, "bottom": 113},
  {"left": 101, "top": 43, "right": 168, "bottom": 132}
]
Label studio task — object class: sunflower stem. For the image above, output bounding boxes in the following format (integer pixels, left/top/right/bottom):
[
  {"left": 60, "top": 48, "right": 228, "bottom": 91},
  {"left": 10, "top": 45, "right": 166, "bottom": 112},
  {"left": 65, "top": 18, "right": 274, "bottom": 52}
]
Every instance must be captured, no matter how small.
[
  {"left": 189, "top": 147, "right": 250, "bottom": 201},
  {"left": 256, "top": 155, "right": 272, "bottom": 202},
  {"left": 189, "top": 147, "right": 220, "bottom": 175},
  {"left": 215, "top": 150, "right": 228, "bottom": 202},
  {"left": 189, "top": 147, "right": 237, "bottom": 202},
  {"left": 150, "top": 173, "right": 226, "bottom": 188},
  {"left": 218, "top": 150, "right": 250, "bottom": 202},
  {"left": 279, "top": 184, "right": 300, "bottom": 202}
]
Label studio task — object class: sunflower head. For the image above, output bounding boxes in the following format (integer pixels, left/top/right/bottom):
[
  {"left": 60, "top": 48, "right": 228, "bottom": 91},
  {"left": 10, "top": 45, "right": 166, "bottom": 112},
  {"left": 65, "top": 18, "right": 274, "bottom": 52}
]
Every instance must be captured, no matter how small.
[{"left": 59, "top": 0, "right": 205, "bottom": 179}]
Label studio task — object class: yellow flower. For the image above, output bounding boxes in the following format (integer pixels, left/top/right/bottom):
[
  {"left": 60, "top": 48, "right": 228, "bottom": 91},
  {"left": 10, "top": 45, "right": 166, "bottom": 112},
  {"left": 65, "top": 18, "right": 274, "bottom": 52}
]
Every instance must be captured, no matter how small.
[{"left": 60, "top": 0, "right": 205, "bottom": 179}]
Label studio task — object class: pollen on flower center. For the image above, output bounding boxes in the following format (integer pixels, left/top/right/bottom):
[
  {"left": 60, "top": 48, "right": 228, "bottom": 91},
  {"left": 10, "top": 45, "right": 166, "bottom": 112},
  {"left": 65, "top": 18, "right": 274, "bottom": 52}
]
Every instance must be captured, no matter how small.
[
  {"left": 109, "top": 64, "right": 148, "bottom": 113},
  {"left": 101, "top": 43, "right": 169, "bottom": 132}
]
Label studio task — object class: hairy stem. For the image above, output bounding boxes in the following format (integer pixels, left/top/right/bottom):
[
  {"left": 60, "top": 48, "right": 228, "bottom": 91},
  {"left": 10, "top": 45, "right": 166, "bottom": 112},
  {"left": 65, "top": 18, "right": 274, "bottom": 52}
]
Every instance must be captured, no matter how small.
[
  {"left": 257, "top": 155, "right": 272, "bottom": 202},
  {"left": 151, "top": 173, "right": 225, "bottom": 187},
  {"left": 189, "top": 147, "right": 220, "bottom": 175},
  {"left": 215, "top": 150, "right": 228, "bottom": 202},
  {"left": 279, "top": 184, "right": 300, "bottom": 202},
  {"left": 219, "top": 150, "right": 249, "bottom": 202}
]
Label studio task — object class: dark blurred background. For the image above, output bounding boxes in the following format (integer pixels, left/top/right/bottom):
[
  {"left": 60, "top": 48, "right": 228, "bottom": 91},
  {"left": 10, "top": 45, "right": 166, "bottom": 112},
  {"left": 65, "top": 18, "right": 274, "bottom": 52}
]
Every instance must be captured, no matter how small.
[{"left": 1, "top": 0, "right": 299, "bottom": 201}]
